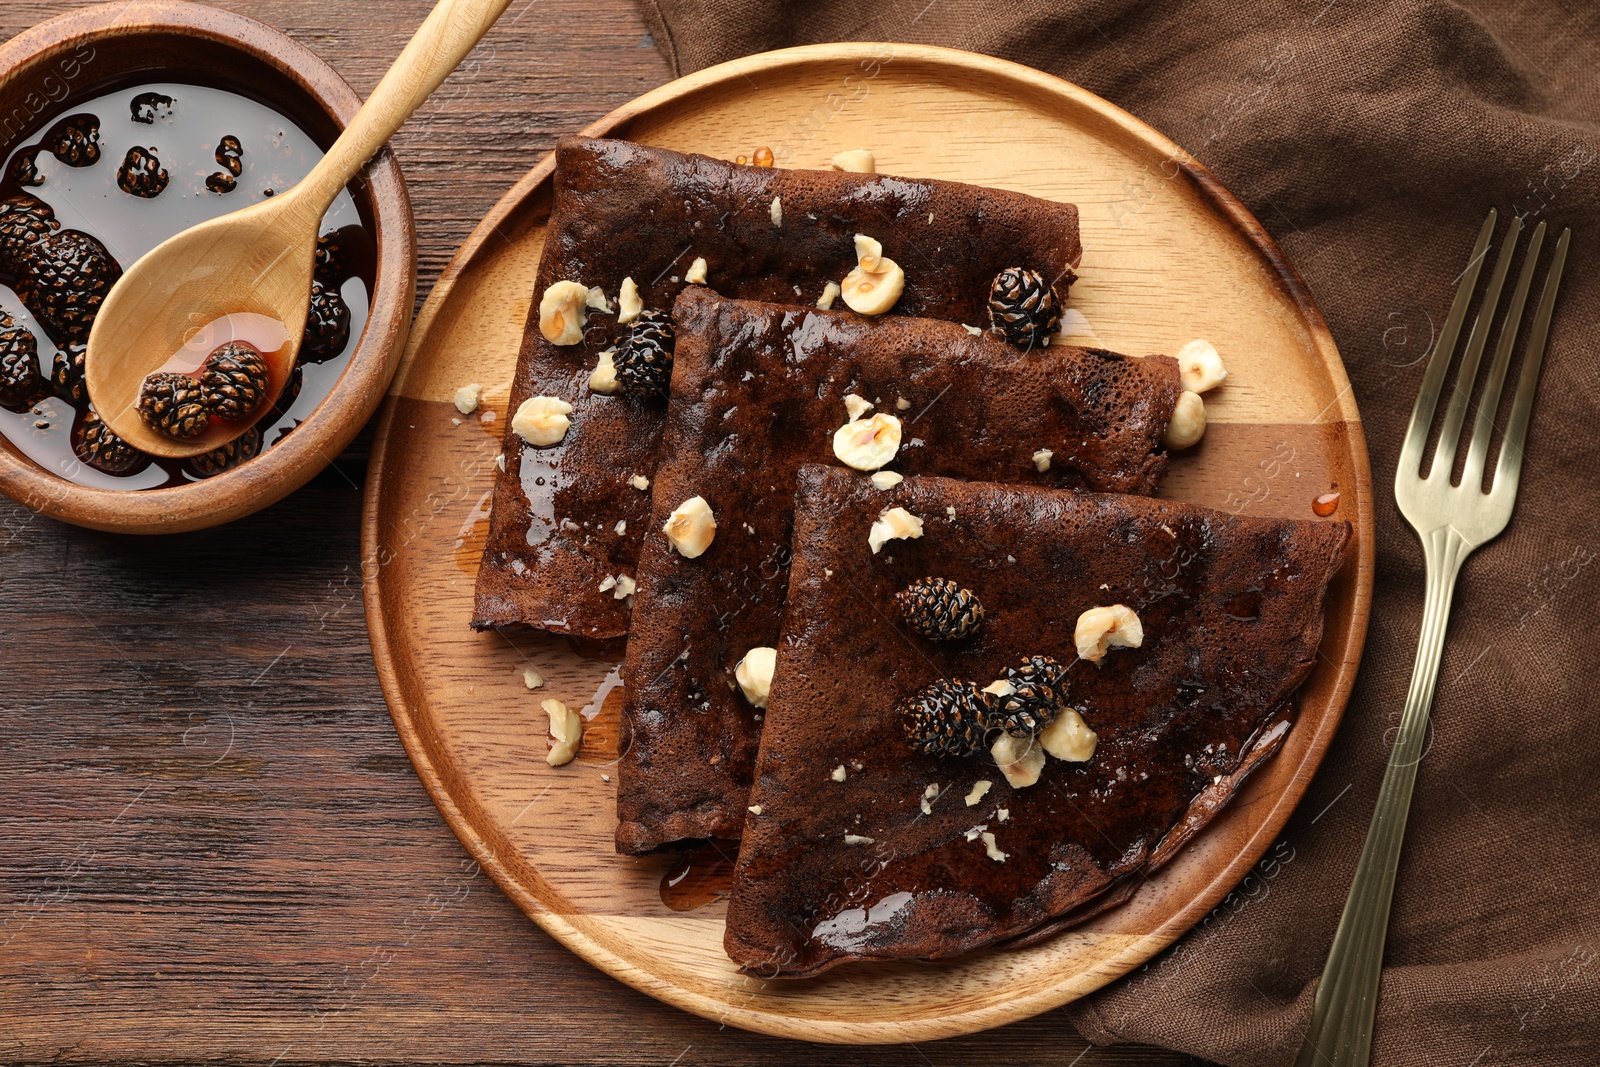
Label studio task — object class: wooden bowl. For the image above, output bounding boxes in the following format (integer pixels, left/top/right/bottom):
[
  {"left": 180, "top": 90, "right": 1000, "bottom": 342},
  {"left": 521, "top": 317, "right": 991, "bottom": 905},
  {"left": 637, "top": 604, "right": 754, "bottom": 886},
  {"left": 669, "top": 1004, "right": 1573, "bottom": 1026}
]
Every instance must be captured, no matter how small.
[{"left": 0, "top": 0, "right": 415, "bottom": 533}]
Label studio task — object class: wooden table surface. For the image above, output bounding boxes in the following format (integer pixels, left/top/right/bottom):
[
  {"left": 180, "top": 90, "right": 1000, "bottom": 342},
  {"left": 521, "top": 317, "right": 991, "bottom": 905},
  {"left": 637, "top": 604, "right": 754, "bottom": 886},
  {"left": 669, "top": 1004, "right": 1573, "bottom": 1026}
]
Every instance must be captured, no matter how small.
[{"left": 0, "top": 2, "right": 1206, "bottom": 1063}]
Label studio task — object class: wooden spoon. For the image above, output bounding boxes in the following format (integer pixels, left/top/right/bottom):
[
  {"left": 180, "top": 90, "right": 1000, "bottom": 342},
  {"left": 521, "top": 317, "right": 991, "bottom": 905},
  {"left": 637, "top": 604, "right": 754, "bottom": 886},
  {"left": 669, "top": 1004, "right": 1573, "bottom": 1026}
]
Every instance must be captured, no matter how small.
[{"left": 86, "top": 0, "right": 513, "bottom": 459}]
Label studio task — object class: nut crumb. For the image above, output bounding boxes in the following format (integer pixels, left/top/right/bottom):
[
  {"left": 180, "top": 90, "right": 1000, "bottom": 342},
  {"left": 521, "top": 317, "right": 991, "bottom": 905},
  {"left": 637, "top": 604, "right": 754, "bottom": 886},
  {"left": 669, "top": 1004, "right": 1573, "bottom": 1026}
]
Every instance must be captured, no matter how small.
[
  {"left": 748, "top": 804, "right": 763, "bottom": 815},
  {"left": 831, "top": 148, "right": 876, "bottom": 173},
  {"left": 685, "top": 256, "right": 708, "bottom": 285},
  {"left": 868, "top": 506, "right": 923, "bottom": 554},
  {"left": 495, "top": 453, "right": 505, "bottom": 471},
  {"left": 817, "top": 280, "right": 841, "bottom": 310},
  {"left": 843, "top": 833, "right": 875, "bottom": 845},
  {"left": 522, "top": 667, "right": 544, "bottom": 689},
  {"left": 896, "top": 396, "right": 911, "bottom": 411},
  {"left": 831, "top": 765, "right": 847, "bottom": 782},
  {"left": 981, "top": 831, "right": 1008, "bottom": 862},
  {"left": 630, "top": 473, "right": 650, "bottom": 491},
  {"left": 618, "top": 277, "right": 642, "bottom": 324},
  {"left": 454, "top": 382, "right": 482, "bottom": 414},
  {"left": 964, "top": 780, "right": 992, "bottom": 806},
  {"left": 614, "top": 519, "right": 627, "bottom": 535},
  {"left": 1032, "top": 448, "right": 1053, "bottom": 472},
  {"left": 589, "top": 349, "right": 620, "bottom": 394},
  {"left": 997, "top": 808, "right": 1009, "bottom": 822},
  {"left": 963, "top": 324, "right": 982, "bottom": 336},
  {"left": 586, "top": 286, "right": 613, "bottom": 313},
  {"left": 770, "top": 196, "right": 782, "bottom": 227},
  {"left": 542, "top": 699, "right": 583, "bottom": 766},
  {"left": 612, "top": 574, "right": 636, "bottom": 600},
  {"left": 598, "top": 575, "right": 616, "bottom": 593},
  {"left": 945, "top": 505, "right": 956, "bottom": 519},
  {"left": 843, "top": 393, "right": 873, "bottom": 421},
  {"left": 602, "top": 773, "right": 611, "bottom": 782},
  {"left": 870, "top": 471, "right": 903, "bottom": 490}
]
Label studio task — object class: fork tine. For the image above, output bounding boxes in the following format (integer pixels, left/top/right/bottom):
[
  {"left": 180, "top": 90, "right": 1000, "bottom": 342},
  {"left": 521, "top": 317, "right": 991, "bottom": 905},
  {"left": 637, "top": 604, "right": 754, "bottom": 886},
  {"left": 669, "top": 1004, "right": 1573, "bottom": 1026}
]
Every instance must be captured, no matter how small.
[
  {"left": 1492, "top": 226, "right": 1570, "bottom": 499},
  {"left": 1462, "top": 221, "right": 1546, "bottom": 491},
  {"left": 1429, "top": 215, "right": 1522, "bottom": 480},
  {"left": 1399, "top": 210, "right": 1496, "bottom": 479}
]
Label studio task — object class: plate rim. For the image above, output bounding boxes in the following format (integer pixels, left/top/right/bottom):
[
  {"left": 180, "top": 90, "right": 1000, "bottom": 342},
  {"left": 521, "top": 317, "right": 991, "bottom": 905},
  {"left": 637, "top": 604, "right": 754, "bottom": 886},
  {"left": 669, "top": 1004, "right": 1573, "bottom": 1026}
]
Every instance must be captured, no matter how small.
[{"left": 362, "top": 41, "right": 1375, "bottom": 1044}]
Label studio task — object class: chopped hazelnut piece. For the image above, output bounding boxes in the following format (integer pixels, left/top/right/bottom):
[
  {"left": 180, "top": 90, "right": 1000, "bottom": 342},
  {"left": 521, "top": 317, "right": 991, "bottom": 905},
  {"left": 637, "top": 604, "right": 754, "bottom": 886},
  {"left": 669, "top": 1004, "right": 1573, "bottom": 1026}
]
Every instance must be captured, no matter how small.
[
  {"left": 895, "top": 396, "right": 911, "bottom": 411},
  {"left": 831, "top": 765, "right": 847, "bottom": 782},
  {"left": 843, "top": 393, "right": 874, "bottom": 421},
  {"left": 997, "top": 808, "right": 1010, "bottom": 822},
  {"left": 981, "top": 831, "right": 1008, "bottom": 862},
  {"left": 748, "top": 804, "right": 763, "bottom": 815},
  {"left": 817, "top": 281, "right": 841, "bottom": 310},
  {"left": 1075, "top": 604, "right": 1144, "bottom": 664},
  {"left": 512, "top": 395, "right": 573, "bottom": 446},
  {"left": 1163, "top": 391, "right": 1207, "bottom": 449},
  {"left": 1032, "top": 448, "right": 1053, "bottom": 472},
  {"left": 685, "top": 256, "right": 708, "bottom": 285},
  {"left": 629, "top": 473, "right": 650, "bottom": 491},
  {"left": 734, "top": 646, "right": 777, "bottom": 708},
  {"left": 840, "top": 234, "right": 905, "bottom": 316},
  {"left": 618, "top": 277, "right": 642, "bottom": 324},
  {"left": 586, "top": 286, "right": 613, "bottom": 313},
  {"left": 991, "top": 733, "right": 1045, "bottom": 788},
  {"left": 598, "top": 575, "right": 616, "bottom": 593},
  {"left": 870, "top": 471, "right": 903, "bottom": 490},
  {"left": 1175, "top": 339, "right": 1227, "bottom": 393},
  {"left": 843, "top": 833, "right": 875, "bottom": 845},
  {"left": 868, "top": 506, "right": 923, "bottom": 554},
  {"left": 831, "top": 149, "right": 876, "bottom": 173},
  {"left": 454, "top": 382, "right": 482, "bottom": 415},
  {"left": 1040, "top": 708, "right": 1099, "bottom": 762},
  {"left": 663, "top": 495, "right": 717, "bottom": 558},
  {"left": 965, "top": 780, "right": 992, "bottom": 806},
  {"left": 614, "top": 519, "right": 627, "bottom": 535},
  {"left": 833, "top": 412, "right": 902, "bottom": 471},
  {"left": 612, "top": 574, "right": 636, "bottom": 600},
  {"left": 538, "top": 280, "right": 590, "bottom": 345},
  {"left": 770, "top": 196, "right": 782, "bottom": 227},
  {"left": 522, "top": 667, "right": 544, "bottom": 690},
  {"left": 542, "top": 699, "right": 583, "bottom": 766},
  {"left": 589, "top": 349, "right": 620, "bottom": 394}
]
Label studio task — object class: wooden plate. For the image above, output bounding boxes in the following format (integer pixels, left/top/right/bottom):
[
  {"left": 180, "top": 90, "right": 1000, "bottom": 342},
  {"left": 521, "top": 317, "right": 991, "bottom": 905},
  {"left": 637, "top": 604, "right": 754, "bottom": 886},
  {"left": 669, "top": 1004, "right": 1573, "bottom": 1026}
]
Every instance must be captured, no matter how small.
[{"left": 362, "top": 43, "right": 1374, "bottom": 1044}]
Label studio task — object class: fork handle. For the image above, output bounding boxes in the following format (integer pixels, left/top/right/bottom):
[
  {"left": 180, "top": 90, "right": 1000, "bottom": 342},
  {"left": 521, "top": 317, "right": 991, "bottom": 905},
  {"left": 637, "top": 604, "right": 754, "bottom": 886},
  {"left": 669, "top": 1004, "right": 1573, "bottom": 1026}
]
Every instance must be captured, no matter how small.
[{"left": 1294, "top": 527, "right": 1469, "bottom": 1067}]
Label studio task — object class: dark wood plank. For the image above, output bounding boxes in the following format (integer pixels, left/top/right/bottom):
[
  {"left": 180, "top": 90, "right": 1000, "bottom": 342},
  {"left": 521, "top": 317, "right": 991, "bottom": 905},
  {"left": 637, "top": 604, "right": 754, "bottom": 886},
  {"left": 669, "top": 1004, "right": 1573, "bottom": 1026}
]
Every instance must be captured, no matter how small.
[{"left": 0, "top": 1, "right": 1206, "bottom": 1062}]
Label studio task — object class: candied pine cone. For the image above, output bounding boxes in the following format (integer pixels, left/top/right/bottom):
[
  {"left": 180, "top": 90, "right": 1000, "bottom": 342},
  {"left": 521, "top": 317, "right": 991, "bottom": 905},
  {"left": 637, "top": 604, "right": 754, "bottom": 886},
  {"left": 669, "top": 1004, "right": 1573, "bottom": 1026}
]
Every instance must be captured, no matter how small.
[
  {"left": 46, "top": 114, "right": 101, "bottom": 168},
  {"left": 614, "top": 308, "right": 675, "bottom": 398},
  {"left": 200, "top": 341, "right": 270, "bottom": 421},
  {"left": 50, "top": 343, "right": 86, "bottom": 405},
  {"left": 0, "top": 193, "right": 60, "bottom": 265},
  {"left": 900, "top": 678, "right": 996, "bottom": 758},
  {"left": 0, "top": 316, "right": 46, "bottom": 413},
  {"left": 72, "top": 408, "right": 149, "bottom": 475},
  {"left": 896, "top": 577, "right": 986, "bottom": 641},
  {"left": 138, "top": 371, "right": 209, "bottom": 439},
  {"left": 17, "top": 229, "right": 123, "bottom": 347},
  {"left": 206, "top": 135, "right": 244, "bottom": 194},
  {"left": 989, "top": 654, "right": 1070, "bottom": 737},
  {"left": 129, "top": 92, "right": 174, "bottom": 125},
  {"left": 187, "top": 425, "right": 262, "bottom": 478},
  {"left": 299, "top": 281, "right": 351, "bottom": 364},
  {"left": 117, "top": 146, "right": 169, "bottom": 199},
  {"left": 987, "top": 266, "right": 1062, "bottom": 349},
  {"left": 314, "top": 230, "right": 352, "bottom": 283}
]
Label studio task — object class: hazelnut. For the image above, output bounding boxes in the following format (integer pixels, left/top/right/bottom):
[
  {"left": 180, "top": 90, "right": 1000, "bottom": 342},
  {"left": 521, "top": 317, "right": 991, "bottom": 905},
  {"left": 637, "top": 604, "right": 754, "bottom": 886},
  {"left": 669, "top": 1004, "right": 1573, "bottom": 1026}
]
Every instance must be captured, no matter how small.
[
  {"left": 1176, "top": 339, "right": 1227, "bottom": 393},
  {"left": 831, "top": 149, "right": 876, "bottom": 173},
  {"left": 833, "top": 412, "right": 902, "bottom": 471},
  {"left": 542, "top": 699, "right": 583, "bottom": 767},
  {"left": 770, "top": 196, "right": 782, "bottom": 227},
  {"left": 1163, "top": 391, "right": 1206, "bottom": 449},
  {"left": 522, "top": 667, "right": 544, "bottom": 690},
  {"left": 964, "top": 780, "right": 992, "bottom": 806},
  {"left": 685, "top": 256, "right": 708, "bottom": 285},
  {"left": 1075, "top": 603, "right": 1144, "bottom": 664},
  {"left": 663, "top": 495, "right": 716, "bottom": 558},
  {"left": 1040, "top": 708, "right": 1098, "bottom": 762},
  {"left": 630, "top": 473, "right": 650, "bottom": 491},
  {"left": 512, "top": 395, "right": 573, "bottom": 446},
  {"left": 991, "top": 732, "right": 1045, "bottom": 788},
  {"left": 981, "top": 831, "right": 1008, "bottom": 862},
  {"left": 840, "top": 234, "right": 905, "bottom": 316},
  {"left": 868, "top": 506, "right": 923, "bottom": 554},
  {"left": 735, "top": 646, "right": 777, "bottom": 708},
  {"left": 843, "top": 393, "right": 874, "bottom": 421},
  {"left": 618, "top": 277, "right": 642, "bottom": 324},
  {"left": 1032, "top": 448, "right": 1053, "bottom": 473},
  {"left": 870, "top": 471, "right": 903, "bottom": 490},
  {"left": 816, "top": 281, "right": 841, "bottom": 310},
  {"left": 589, "top": 349, "right": 620, "bottom": 394},
  {"left": 538, "top": 280, "right": 590, "bottom": 345},
  {"left": 454, "top": 382, "right": 482, "bottom": 415}
]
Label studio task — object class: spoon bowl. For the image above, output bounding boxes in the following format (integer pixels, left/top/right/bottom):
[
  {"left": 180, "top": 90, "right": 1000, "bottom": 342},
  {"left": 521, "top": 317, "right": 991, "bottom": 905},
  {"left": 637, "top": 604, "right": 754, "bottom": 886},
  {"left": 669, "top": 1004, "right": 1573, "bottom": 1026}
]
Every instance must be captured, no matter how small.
[{"left": 87, "top": 191, "right": 319, "bottom": 457}]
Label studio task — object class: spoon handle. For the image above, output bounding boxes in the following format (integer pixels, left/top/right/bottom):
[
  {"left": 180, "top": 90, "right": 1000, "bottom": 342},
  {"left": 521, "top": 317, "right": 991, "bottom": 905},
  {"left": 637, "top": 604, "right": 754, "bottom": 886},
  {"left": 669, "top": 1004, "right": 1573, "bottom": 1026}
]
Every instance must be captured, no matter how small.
[{"left": 291, "top": 0, "right": 514, "bottom": 214}]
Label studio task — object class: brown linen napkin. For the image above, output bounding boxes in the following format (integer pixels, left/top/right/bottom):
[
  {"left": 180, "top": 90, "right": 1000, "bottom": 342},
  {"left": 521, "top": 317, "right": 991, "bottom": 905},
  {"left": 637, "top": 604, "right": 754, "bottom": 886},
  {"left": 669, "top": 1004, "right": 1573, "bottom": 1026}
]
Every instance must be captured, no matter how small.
[{"left": 634, "top": 1, "right": 1600, "bottom": 1063}]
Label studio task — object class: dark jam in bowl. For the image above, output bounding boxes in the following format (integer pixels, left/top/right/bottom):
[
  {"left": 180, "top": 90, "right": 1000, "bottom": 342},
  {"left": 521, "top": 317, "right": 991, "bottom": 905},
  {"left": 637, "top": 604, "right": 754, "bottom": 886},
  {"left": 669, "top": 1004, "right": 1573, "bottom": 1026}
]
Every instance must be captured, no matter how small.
[{"left": 0, "top": 82, "right": 374, "bottom": 489}]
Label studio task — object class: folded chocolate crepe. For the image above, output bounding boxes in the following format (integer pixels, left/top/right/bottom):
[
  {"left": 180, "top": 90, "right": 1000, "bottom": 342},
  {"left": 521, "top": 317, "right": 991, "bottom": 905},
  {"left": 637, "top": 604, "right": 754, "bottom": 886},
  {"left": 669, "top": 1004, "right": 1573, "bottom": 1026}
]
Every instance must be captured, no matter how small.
[
  {"left": 614, "top": 289, "right": 1182, "bottom": 854},
  {"left": 473, "top": 136, "right": 1083, "bottom": 639},
  {"left": 722, "top": 468, "right": 1349, "bottom": 977}
]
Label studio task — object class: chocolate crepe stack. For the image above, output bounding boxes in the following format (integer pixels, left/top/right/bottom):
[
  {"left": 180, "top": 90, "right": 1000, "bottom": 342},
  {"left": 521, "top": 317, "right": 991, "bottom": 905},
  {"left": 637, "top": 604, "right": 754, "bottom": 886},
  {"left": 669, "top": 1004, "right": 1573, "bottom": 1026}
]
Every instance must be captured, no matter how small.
[
  {"left": 723, "top": 468, "right": 1350, "bottom": 976},
  {"left": 615, "top": 289, "right": 1183, "bottom": 853},
  {"left": 473, "top": 136, "right": 1082, "bottom": 639}
]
